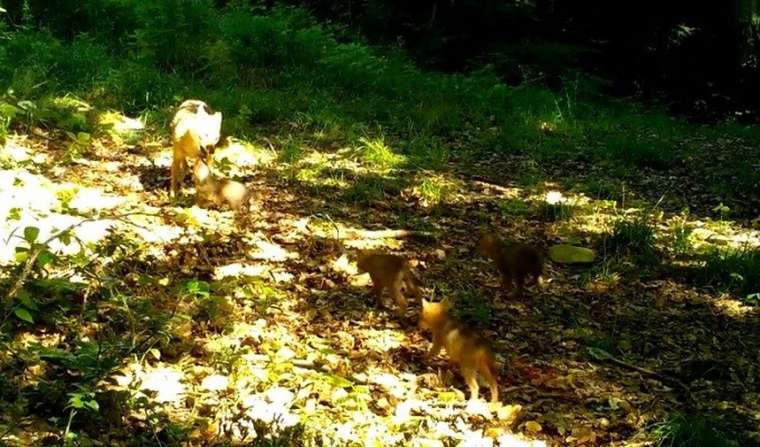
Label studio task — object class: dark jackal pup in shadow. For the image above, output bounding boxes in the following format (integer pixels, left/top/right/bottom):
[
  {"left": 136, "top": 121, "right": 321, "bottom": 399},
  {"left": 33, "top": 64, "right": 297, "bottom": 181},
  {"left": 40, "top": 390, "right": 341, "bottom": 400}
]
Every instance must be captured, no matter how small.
[{"left": 477, "top": 232, "right": 544, "bottom": 298}]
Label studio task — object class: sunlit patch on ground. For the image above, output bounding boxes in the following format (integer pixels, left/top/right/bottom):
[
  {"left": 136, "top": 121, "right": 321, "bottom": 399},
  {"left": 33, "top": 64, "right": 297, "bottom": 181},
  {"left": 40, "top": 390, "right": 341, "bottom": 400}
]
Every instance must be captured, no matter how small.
[
  {"left": 249, "top": 239, "right": 300, "bottom": 261},
  {"left": 115, "top": 364, "right": 187, "bottom": 404},
  {"left": 214, "top": 261, "right": 270, "bottom": 279},
  {"left": 213, "top": 139, "right": 276, "bottom": 174},
  {"left": 406, "top": 173, "right": 464, "bottom": 207},
  {"left": 1, "top": 139, "right": 48, "bottom": 165},
  {"left": 67, "top": 186, "right": 126, "bottom": 211},
  {"left": 356, "top": 328, "right": 406, "bottom": 353}
]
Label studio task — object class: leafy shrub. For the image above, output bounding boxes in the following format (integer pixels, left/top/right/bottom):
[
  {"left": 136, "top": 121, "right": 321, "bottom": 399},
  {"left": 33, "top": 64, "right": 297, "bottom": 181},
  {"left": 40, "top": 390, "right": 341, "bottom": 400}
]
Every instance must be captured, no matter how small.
[{"left": 134, "top": 0, "right": 218, "bottom": 71}]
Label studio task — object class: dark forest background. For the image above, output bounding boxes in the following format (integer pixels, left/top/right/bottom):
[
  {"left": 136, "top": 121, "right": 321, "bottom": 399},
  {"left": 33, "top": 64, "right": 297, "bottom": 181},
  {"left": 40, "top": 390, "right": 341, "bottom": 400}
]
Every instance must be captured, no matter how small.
[{"left": 5, "top": 0, "right": 759, "bottom": 121}]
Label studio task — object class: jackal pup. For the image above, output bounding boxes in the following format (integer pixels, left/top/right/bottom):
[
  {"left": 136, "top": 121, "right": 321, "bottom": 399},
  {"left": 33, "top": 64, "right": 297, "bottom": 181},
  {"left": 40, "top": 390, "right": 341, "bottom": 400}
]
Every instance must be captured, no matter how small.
[
  {"left": 170, "top": 99, "right": 222, "bottom": 196},
  {"left": 356, "top": 251, "right": 422, "bottom": 316},
  {"left": 477, "top": 232, "right": 543, "bottom": 298},
  {"left": 419, "top": 298, "right": 499, "bottom": 402},
  {"left": 192, "top": 159, "right": 252, "bottom": 211}
]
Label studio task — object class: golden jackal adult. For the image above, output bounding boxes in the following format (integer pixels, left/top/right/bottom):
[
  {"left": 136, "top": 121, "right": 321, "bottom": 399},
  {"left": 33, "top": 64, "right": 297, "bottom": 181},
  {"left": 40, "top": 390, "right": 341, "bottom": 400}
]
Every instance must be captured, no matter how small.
[{"left": 170, "top": 99, "right": 222, "bottom": 196}]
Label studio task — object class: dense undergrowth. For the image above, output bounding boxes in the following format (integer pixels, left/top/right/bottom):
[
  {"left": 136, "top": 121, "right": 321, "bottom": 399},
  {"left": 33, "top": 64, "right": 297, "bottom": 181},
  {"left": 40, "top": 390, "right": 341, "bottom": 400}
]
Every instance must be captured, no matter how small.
[
  {"left": 0, "top": 2, "right": 759, "bottom": 446},
  {"left": 1, "top": 2, "right": 759, "bottom": 193}
]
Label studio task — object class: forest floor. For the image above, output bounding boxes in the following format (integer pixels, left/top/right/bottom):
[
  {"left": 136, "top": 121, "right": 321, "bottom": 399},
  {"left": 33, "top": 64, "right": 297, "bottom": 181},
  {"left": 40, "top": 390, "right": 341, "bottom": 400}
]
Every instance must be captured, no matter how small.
[{"left": 1, "top": 98, "right": 759, "bottom": 447}]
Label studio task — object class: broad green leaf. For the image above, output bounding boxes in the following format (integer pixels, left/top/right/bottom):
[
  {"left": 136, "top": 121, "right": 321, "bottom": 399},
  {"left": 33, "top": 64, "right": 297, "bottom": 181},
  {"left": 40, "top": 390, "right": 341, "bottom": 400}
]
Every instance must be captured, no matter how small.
[
  {"left": 14, "top": 308, "right": 34, "bottom": 323},
  {"left": 0, "top": 102, "right": 18, "bottom": 118},
  {"left": 68, "top": 394, "right": 85, "bottom": 409},
  {"left": 23, "top": 226, "right": 40, "bottom": 243},
  {"left": 84, "top": 399, "right": 99, "bottom": 411},
  {"left": 548, "top": 244, "right": 596, "bottom": 264},
  {"left": 18, "top": 290, "right": 38, "bottom": 310},
  {"left": 36, "top": 250, "right": 55, "bottom": 268}
]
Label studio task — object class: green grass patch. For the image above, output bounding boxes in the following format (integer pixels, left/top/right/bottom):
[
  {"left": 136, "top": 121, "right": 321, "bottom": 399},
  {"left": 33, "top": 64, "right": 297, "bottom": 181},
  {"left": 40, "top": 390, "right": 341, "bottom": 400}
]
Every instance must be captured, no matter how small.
[
  {"left": 652, "top": 414, "right": 737, "bottom": 447},
  {"left": 496, "top": 198, "right": 533, "bottom": 216},
  {"left": 607, "top": 217, "right": 657, "bottom": 263},
  {"left": 698, "top": 247, "right": 760, "bottom": 302}
]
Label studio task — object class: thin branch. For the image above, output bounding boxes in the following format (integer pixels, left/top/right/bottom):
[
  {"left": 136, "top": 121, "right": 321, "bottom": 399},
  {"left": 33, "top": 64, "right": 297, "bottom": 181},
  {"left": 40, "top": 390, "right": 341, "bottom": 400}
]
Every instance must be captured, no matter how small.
[{"left": 5, "top": 211, "right": 158, "bottom": 302}]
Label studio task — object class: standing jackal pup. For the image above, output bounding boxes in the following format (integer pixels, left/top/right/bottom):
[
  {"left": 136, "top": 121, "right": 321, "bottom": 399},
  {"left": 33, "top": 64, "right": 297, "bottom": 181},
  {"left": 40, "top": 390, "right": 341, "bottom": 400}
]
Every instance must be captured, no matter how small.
[
  {"left": 477, "top": 233, "right": 543, "bottom": 298},
  {"left": 419, "top": 298, "right": 499, "bottom": 403},
  {"left": 192, "top": 159, "right": 252, "bottom": 211},
  {"left": 356, "top": 251, "right": 422, "bottom": 316},
  {"left": 170, "top": 99, "right": 222, "bottom": 196}
]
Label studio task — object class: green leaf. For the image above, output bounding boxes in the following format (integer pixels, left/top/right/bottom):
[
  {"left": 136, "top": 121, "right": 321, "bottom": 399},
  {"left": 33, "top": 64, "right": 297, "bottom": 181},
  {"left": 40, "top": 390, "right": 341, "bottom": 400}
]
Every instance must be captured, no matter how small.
[
  {"left": 17, "top": 290, "right": 38, "bottom": 310},
  {"left": 36, "top": 250, "right": 55, "bottom": 268},
  {"left": 548, "top": 244, "right": 596, "bottom": 264},
  {"left": 14, "top": 250, "right": 28, "bottom": 263},
  {"left": 149, "top": 348, "right": 161, "bottom": 360},
  {"left": 14, "top": 308, "right": 34, "bottom": 323},
  {"left": 23, "top": 226, "right": 40, "bottom": 243},
  {"left": 68, "top": 393, "right": 85, "bottom": 409},
  {"left": 185, "top": 280, "right": 210, "bottom": 298},
  {"left": 84, "top": 399, "right": 99, "bottom": 411}
]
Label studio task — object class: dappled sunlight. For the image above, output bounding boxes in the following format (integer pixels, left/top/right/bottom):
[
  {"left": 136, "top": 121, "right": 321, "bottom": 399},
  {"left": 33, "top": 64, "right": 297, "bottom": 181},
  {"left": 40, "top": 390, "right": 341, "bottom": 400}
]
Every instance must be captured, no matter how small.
[
  {"left": 331, "top": 252, "right": 358, "bottom": 276},
  {"left": 249, "top": 239, "right": 299, "bottom": 261},
  {"left": 1, "top": 138, "right": 48, "bottom": 165},
  {"left": 1, "top": 211, "right": 115, "bottom": 264},
  {"left": 214, "top": 261, "right": 270, "bottom": 279},
  {"left": 67, "top": 186, "right": 126, "bottom": 211},
  {"left": 356, "top": 328, "right": 405, "bottom": 353},
  {"left": 355, "top": 136, "right": 407, "bottom": 169},
  {"left": 406, "top": 172, "right": 464, "bottom": 207},
  {"left": 213, "top": 138, "right": 276, "bottom": 172},
  {"left": 173, "top": 205, "right": 239, "bottom": 232},
  {"left": 687, "top": 218, "right": 760, "bottom": 250},
  {"left": 114, "top": 364, "right": 187, "bottom": 404},
  {"left": 96, "top": 110, "right": 144, "bottom": 147},
  {"left": 2, "top": 5, "right": 758, "bottom": 444},
  {"left": 97, "top": 111, "right": 144, "bottom": 133},
  {"left": 711, "top": 294, "right": 758, "bottom": 318}
]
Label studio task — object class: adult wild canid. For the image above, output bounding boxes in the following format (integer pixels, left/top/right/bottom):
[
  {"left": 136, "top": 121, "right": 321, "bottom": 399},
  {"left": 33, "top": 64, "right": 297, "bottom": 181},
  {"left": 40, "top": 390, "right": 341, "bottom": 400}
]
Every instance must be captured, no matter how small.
[{"left": 170, "top": 99, "right": 222, "bottom": 196}]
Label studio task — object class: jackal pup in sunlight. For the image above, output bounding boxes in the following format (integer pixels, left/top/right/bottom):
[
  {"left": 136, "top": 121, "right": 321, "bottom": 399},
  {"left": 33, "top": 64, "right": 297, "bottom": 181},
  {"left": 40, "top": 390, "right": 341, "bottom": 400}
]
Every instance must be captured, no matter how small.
[
  {"left": 356, "top": 251, "right": 423, "bottom": 316},
  {"left": 477, "top": 232, "right": 543, "bottom": 298},
  {"left": 170, "top": 99, "right": 222, "bottom": 196},
  {"left": 192, "top": 159, "right": 253, "bottom": 211},
  {"left": 419, "top": 298, "right": 499, "bottom": 402}
]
